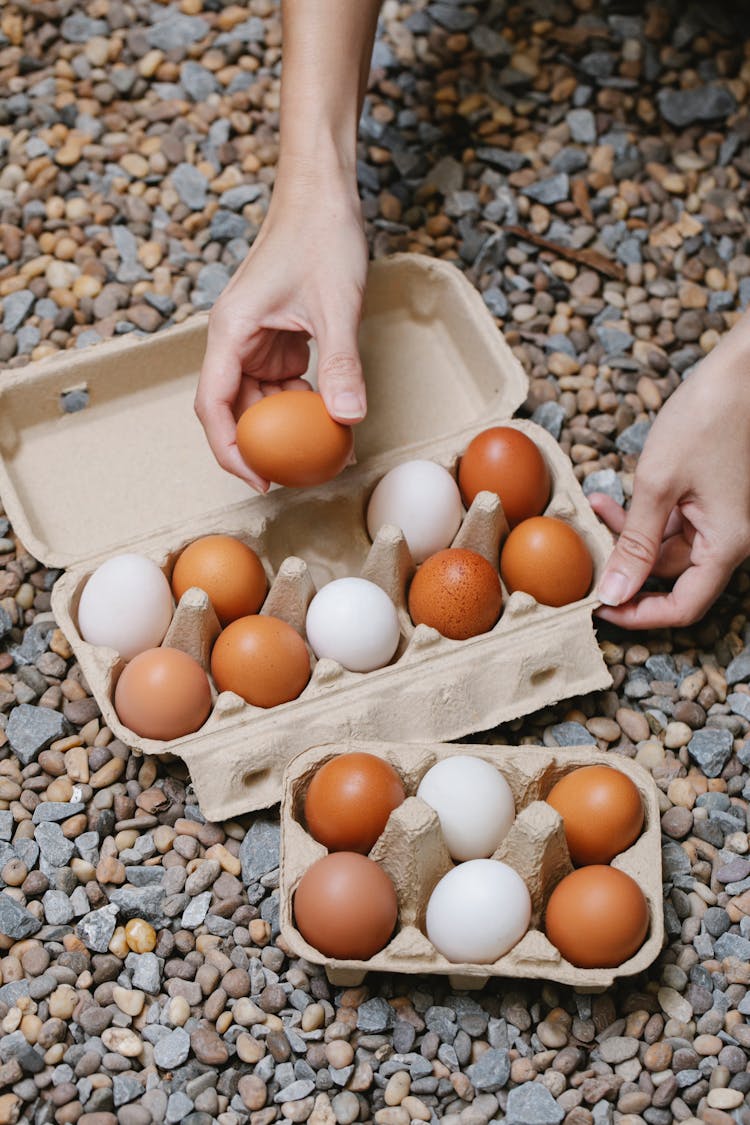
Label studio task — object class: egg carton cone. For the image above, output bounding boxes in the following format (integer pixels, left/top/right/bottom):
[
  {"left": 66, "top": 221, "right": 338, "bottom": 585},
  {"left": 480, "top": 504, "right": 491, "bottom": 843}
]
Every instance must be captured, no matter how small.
[
  {"left": 280, "top": 741, "right": 665, "bottom": 990},
  {"left": 0, "top": 255, "right": 612, "bottom": 819}
]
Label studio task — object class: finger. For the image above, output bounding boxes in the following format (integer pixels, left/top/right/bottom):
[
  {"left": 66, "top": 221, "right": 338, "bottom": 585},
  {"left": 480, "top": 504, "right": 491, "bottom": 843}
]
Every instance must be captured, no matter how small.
[
  {"left": 233, "top": 379, "right": 266, "bottom": 419},
  {"left": 590, "top": 493, "right": 686, "bottom": 543},
  {"left": 316, "top": 308, "right": 367, "bottom": 423},
  {"left": 196, "top": 331, "right": 269, "bottom": 492},
  {"left": 596, "top": 558, "right": 730, "bottom": 629},
  {"left": 588, "top": 493, "right": 626, "bottom": 534},
  {"left": 596, "top": 477, "right": 676, "bottom": 608}
]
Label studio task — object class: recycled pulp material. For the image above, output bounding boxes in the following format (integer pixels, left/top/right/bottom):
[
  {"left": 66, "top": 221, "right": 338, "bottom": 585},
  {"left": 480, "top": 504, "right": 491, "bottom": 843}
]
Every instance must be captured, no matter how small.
[
  {"left": 280, "top": 741, "right": 664, "bottom": 990},
  {"left": 0, "top": 255, "right": 613, "bottom": 819}
]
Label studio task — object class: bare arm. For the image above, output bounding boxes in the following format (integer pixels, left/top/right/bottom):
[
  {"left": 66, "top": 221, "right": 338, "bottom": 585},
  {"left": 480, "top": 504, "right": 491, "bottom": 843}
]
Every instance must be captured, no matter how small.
[{"left": 196, "top": 1, "right": 383, "bottom": 489}]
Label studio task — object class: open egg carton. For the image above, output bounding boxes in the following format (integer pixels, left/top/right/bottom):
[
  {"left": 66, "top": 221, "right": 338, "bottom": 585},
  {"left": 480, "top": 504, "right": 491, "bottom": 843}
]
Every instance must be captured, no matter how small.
[
  {"left": 280, "top": 740, "right": 665, "bottom": 990},
  {"left": 0, "top": 255, "right": 612, "bottom": 820}
]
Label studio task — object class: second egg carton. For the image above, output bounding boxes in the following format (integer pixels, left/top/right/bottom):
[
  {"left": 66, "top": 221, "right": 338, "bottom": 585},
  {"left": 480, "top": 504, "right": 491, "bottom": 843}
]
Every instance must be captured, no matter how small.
[{"left": 279, "top": 741, "right": 665, "bottom": 991}]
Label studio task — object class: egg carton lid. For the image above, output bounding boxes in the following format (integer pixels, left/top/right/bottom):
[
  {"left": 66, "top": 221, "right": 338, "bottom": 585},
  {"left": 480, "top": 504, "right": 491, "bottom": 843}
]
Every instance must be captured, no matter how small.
[{"left": 0, "top": 255, "right": 528, "bottom": 570}]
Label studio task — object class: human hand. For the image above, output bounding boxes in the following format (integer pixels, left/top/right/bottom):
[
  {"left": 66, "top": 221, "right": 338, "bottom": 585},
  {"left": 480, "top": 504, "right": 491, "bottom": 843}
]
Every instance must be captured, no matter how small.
[
  {"left": 589, "top": 328, "right": 750, "bottom": 629},
  {"left": 195, "top": 180, "right": 369, "bottom": 491}
]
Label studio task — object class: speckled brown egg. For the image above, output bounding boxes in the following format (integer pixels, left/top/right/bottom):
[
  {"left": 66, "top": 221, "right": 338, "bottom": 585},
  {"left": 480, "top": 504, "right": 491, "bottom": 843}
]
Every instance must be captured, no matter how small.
[{"left": 408, "top": 548, "right": 503, "bottom": 641}]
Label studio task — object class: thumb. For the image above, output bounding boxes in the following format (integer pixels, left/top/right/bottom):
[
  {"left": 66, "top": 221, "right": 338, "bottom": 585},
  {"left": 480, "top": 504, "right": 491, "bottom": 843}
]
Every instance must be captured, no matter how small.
[
  {"left": 597, "top": 479, "right": 674, "bottom": 607},
  {"left": 316, "top": 312, "right": 367, "bottom": 424}
]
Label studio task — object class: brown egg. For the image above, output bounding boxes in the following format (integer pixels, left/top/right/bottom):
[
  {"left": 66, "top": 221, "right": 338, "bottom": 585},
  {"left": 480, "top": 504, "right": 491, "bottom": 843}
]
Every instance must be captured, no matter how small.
[
  {"left": 114, "top": 647, "right": 212, "bottom": 740},
  {"left": 236, "top": 390, "right": 354, "bottom": 487},
  {"left": 408, "top": 548, "right": 503, "bottom": 641},
  {"left": 547, "top": 765, "right": 644, "bottom": 865},
  {"left": 293, "top": 852, "right": 398, "bottom": 960},
  {"left": 172, "top": 535, "right": 267, "bottom": 625},
  {"left": 500, "top": 516, "right": 593, "bottom": 607},
  {"left": 459, "top": 426, "right": 551, "bottom": 526},
  {"left": 305, "top": 753, "right": 406, "bottom": 854},
  {"left": 211, "top": 614, "right": 310, "bottom": 708},
  {"left": 545, "top": 866, "right": 649, "bottom": 968}
]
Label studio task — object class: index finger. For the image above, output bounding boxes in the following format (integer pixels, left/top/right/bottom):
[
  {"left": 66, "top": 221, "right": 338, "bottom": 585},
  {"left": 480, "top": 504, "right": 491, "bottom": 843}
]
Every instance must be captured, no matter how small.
[{"left": 196, "top": 328, "right": 269, "bottom": 492}]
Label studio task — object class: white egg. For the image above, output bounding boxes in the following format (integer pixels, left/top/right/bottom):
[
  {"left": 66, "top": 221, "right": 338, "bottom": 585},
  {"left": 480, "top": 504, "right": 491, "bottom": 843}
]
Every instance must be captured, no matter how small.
[
  {"left": 366, "top": 460, "right": 463, "bottom": 564},
  {"left": 417, "top": 755, "right": 515, "bottom": 861},
  {"left": 426, "top": 859, "right": 531, "bottom": 963},
  {"left": 78, "top": 553, "right": 174, "bottom": 662},
  {"left": 305, "top": 577, "right": 400, "bottom": 673}
]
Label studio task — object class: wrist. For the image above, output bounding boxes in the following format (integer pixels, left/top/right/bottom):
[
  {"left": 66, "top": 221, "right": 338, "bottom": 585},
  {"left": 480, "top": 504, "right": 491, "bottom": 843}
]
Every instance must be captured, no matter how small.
[{"left": 272, "top": 147, "right": 361, "bottom": 214}]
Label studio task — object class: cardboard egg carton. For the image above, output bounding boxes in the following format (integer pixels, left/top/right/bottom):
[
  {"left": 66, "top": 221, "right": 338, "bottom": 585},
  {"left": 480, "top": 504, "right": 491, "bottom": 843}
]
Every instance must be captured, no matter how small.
[
  {"left": 280, "top": 741, "right": 665, "bottom": 990},
  {"left": 0, "top": 255, "right": 612, "bottom": 819}
]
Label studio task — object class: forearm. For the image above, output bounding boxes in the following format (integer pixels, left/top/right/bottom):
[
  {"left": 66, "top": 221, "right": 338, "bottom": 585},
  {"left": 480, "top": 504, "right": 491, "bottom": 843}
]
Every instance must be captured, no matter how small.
[{"left": 277, "top": 0, "right": 382, "bottom": 193}]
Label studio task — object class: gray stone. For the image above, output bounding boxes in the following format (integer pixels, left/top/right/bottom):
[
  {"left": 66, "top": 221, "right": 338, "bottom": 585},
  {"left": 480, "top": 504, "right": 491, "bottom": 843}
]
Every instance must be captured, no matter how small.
[
  {"left": 172, "top": 163, "right": 209, "bottom": 210},
  {"left": 551, "top": 148, "right": 588, "bottom": 175},
  {"left": 180, "top": 61, "right": 218, "bottom": 101},
  {"left": 429, "top": 3, "right": 477, "bottom": 31},
  {"left": 0, "top": 1031, "right": 44, "bottom": 1073},
  {"left": 3, "top": 290, "right": 34, "bottom": 334},
  {"left": 566, "top": 108, "right": 596, "bottom": 144},
  {"left": 113, "top": 1073, "right": 144, "bottom": 1107},
  {"left": 582, "top": 468, "right": 624, "bottom": 505},
  {"left": 426, "top": 156, "right": 464, "bottom": 195},
  {"left": 532, "top": 401, "right": 566, "bottom": 441},
  {"left": 505, "top": 1081, "right": 564, "bottom": 1124},
  {"left": 357, "top": 997, "right": 394, "bottom": 1033},
  {"left": 61, "top": 14, "right": 108, "bottom": 41},
  {"left": 274, "top": 1079, "right": 315, "bottom": 1104},
  {"left": 42, "top": 890, "right": 74, "bottom": 925},
  {"left": 727, "top": 649, "right": 750, "bottom": 685},
  {"left": 32, "top": 802, "right": 86, "bottom": 824},
  {"left": 241, "top": 819, "right": 280, "bottom": 884},
  {"left": 482, "top": 287, "right": 508, "bottom": 318},
  {"left": 470, "top": 25, "right": 509, "bottom": 58},
  {"left": 597, "top": 325, "right": 635, "bottom": 355},
  {"left": 154, "top": 1027, "right": 191, "bottom": 1070},
  {"left": 219, "top": 184, "right": 264, "bottom": 210},
  {"left": 476, "top": 147, "right": 528, "bottom": 173},
  {"left": 467, "top": 1047, "right": 511, "bottom": 1092},
  {"left": 645, "top": 654, "right": 678, "bottom": 683},
  {"left": 0, "top": 895, "right": 41, "bottom": 940},
  {"left": 0, "top": 981, "right": 29, "bottom": 1007},
  {"left": 124, "top": 866, "right": 165, "bottom": 887},
  {"left": 688, "top": 729, "right": 733, "bottom": 778},
  {"left": 548, "top": 722, "right": 596, "bottom": 747},
  {"left": 598, "top": 1036, "right": 639, "bottom": 1064},
  {"left": 210, "top": 211, "right": 248, "bottom": 241},
  {"left": 522, "top": 174, "right": 569, "bottom": 205},
  {"left": 109, "top": 885, "right": 165, "bottom": 925},
  {"left": 728, "top": 693, "right": 750, "bottom": 722},
  {"left": 0, "top": 813, "right": 12, "bottom": 842},
  {"left": 129, "top": 952, "right": 162, "bottom": 994},
  {"left": 658, "top": 84, "right": 737, "bottom": 128},
  {"left": 193, "top": 263, "right": 231, "bottom": 308},
  {"left": 148, "top": 13, "right": 209, "bottom": 51},
  {"left": 35, "top": 822, "right": 74, "bottom": 868},
  {"left": 616, "top": 420, "right": 652, "bottom": 455},
  {"left": 714, "top": 932, "right": 750, "bottom": 961},
  {"left": 181, "top": 891, "right": 211, "bottom": 929},
  {"left": 6, "top": 704, "right": 68, "bottom": 765},
  {"left": 166, "top": 1091, "right": 194, "bottom": 1123},
  {"left": 77, "top": 905, "right": 118, "bottom": 953}
]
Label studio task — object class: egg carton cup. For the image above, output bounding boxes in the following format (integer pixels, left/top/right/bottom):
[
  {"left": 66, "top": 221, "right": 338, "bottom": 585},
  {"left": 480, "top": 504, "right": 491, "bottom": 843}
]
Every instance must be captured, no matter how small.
[
  {"left": 0, "top": 255, "right": 612, "bottom": 819},
  {"left": 280, "top": 741, "right": 665, "bottom": 991}
]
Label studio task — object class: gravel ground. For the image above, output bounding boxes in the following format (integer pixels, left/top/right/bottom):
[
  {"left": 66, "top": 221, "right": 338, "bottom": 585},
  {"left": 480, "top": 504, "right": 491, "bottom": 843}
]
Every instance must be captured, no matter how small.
[{"left": 2, "top": 1, "right": 750, "bottom": 1123}]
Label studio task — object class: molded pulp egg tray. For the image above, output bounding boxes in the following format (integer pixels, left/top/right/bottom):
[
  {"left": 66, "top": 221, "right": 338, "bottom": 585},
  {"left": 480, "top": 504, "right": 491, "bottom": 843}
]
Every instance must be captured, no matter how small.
[
  {"left": 280, "top": 741, "right": 665, "bottom": 990},
  {"left": 0, "top": 255, "right": 614, "bottom": 820}
]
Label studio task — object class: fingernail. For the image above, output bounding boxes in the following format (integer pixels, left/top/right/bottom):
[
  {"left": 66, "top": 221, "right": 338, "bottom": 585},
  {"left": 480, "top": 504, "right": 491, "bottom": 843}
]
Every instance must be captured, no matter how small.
[
  {"left": 597, "top": 570, "right": 630, "bottom": 606},
  {"left": 332, "top": 391, "right": 365, "bottom": 420}
]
